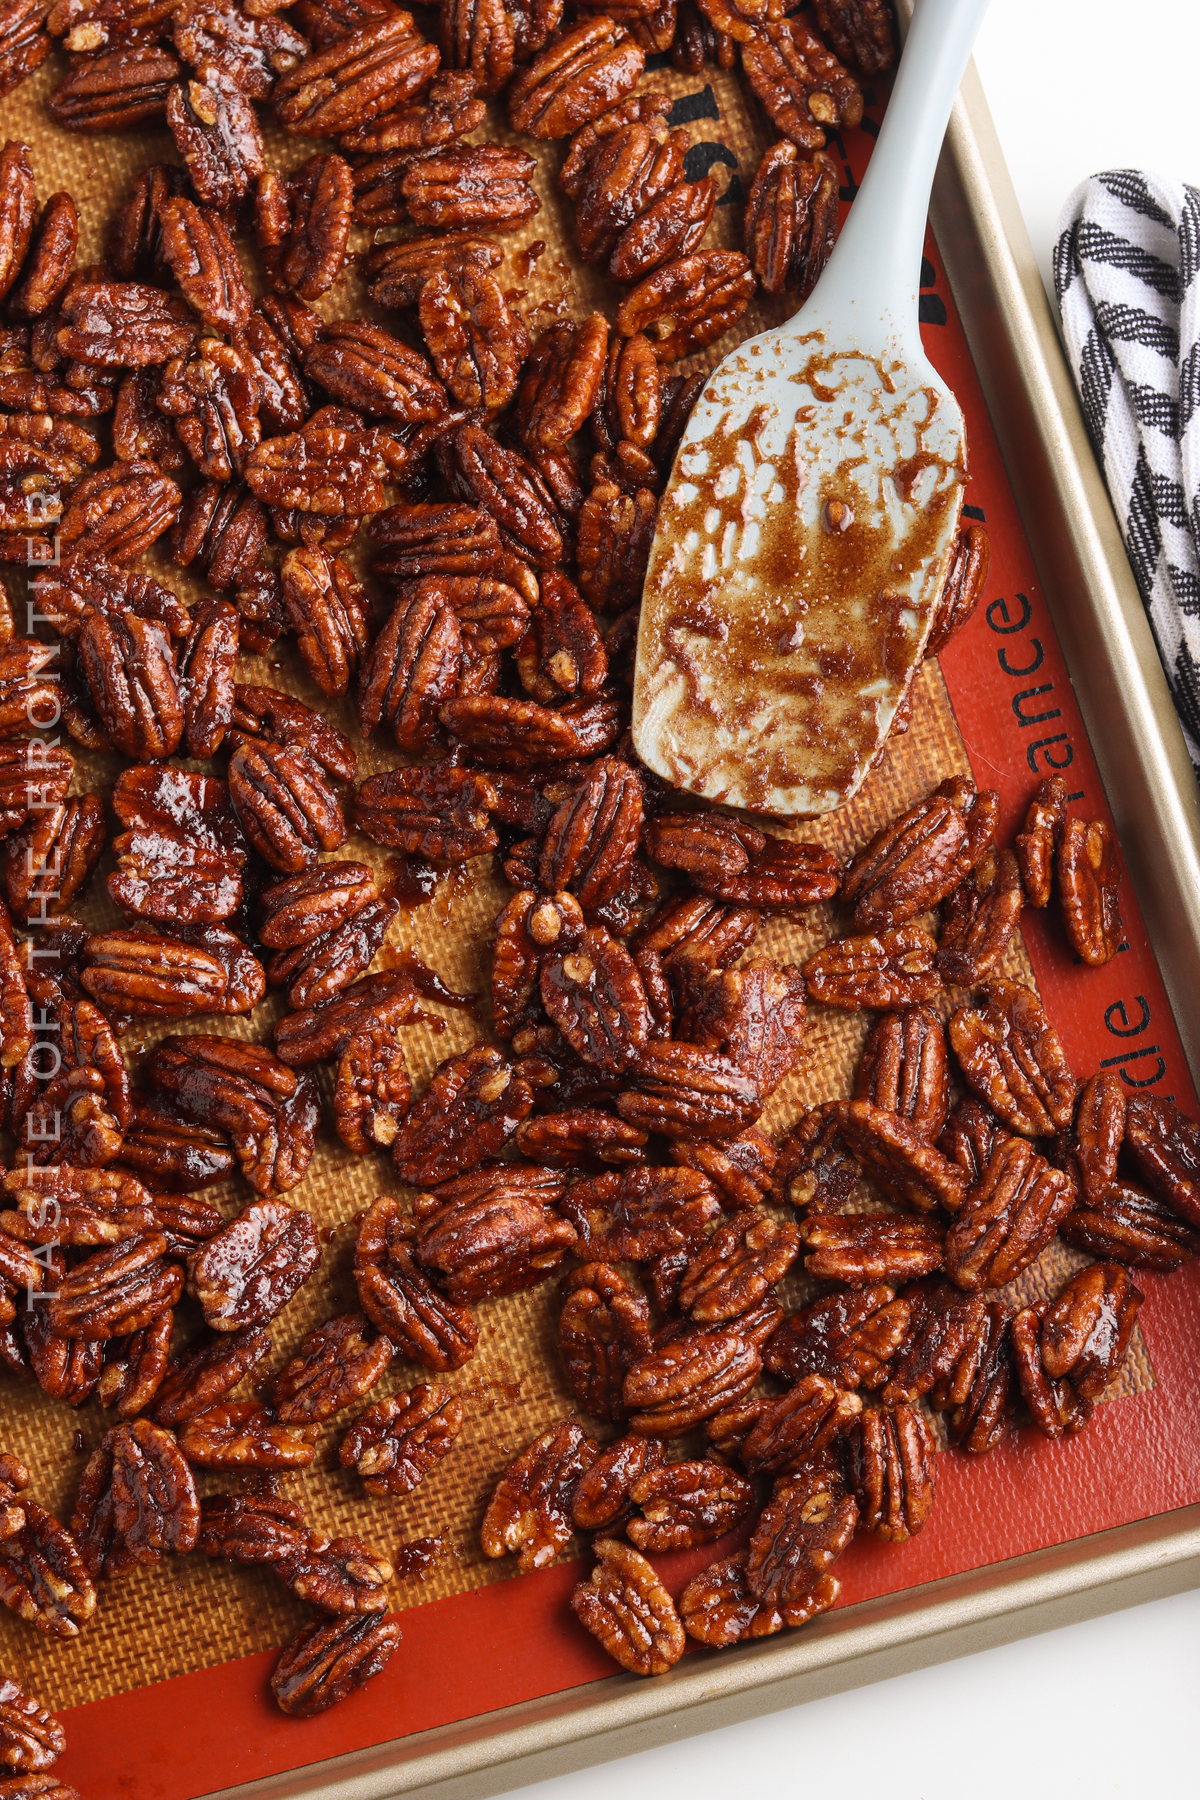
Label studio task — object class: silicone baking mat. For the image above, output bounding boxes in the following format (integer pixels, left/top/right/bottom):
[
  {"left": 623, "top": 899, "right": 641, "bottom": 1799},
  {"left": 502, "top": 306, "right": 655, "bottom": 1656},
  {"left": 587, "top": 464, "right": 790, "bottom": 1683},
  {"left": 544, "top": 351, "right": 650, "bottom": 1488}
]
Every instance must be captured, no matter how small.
[{"left": 0, "top": 40, "right": 1197, "bottom": 1800}]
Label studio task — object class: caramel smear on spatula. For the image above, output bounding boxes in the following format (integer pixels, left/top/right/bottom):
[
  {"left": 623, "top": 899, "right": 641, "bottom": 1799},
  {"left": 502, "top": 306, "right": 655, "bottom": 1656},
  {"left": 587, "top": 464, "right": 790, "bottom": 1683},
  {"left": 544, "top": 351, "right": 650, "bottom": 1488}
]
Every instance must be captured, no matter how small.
[{"left": 632, "top": 333, "right": 965, "bottom": 817}]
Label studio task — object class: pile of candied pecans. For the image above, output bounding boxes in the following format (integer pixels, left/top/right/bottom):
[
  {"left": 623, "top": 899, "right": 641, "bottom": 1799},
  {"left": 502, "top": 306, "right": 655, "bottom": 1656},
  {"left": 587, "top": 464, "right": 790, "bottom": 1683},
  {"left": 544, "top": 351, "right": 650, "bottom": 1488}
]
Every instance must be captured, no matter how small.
[{"left": 0, "top": 0, "right": 1197, "bottom": 1775}]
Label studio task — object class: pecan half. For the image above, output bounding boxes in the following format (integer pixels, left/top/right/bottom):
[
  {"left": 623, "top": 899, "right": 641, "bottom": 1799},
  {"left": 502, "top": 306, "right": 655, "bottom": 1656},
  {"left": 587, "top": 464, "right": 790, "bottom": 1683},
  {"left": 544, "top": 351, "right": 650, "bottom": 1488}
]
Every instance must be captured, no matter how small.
[
  {"left": 109, "top": 764, "right": 247, "bottom": 926},
  {"left": 798, "top": 1211, "right": 946, "bottom": 1284},
  {"left": 625, "top": 1459, "right": 753, "bottom": 1552},
  {"left": 147, "top": 1034, "right": 320, "bottom": 1195},
  {"left": 279, "top": 546, "right": 371, "bottom": 698},
  {"left": 482, "top": 1421, "right": 599, "bottom": 1570},
  {"left": 46, "top": 1233, "right": 182, "bottom": 1341},
  {"left": 741, "top": 16, "right": 862, "bottom": 148},
  {"left": 880, "top": 1277, "right": 987, "bottom": 1406},
  {"left": 152, "top": 1324, "right": 271, "bottom": 1424},
  {"left": 391, "top": 1045, "right": 532, "bottom": 1185},
  {"left": 803, "top": 922, "right": 942, "bottom": 1010},
  {"left": 671, "top": 1128, "right": 776, "bottom": 1211},
  {"left": 0, "top": 743, "right": 73, "bottom": 841},
  {"left": 570, "top": 1538, "right": 685, "bottom": 1675},
  {"left": 1013, "top": 1263, "right": 1142, "bottom": 1440},
  {"left": 356, "top": 589, "right": 462, "bottom": 751},
  {"left": 418, "top": 262, "right": 528, "bottom": 411},
  {"left": 948, "top": 980, "right": 1077, "bottom": 1136},
  {"left": 944, "top": 1137, "right": 1073, "bottom": 1292},
  {"left": 847, "top": 1404, "right": 934, "bottom": 1541},
  {"left": 49, "top": 42, "right": 181, "bottom": 131},
  {"left": 1058, "top": 817, "right": 1122, "bottom": 966},
  {"left": 540, "top": 925, "right": 650, "bottom": 1073},
  {"left": 516, "top": 1108, "right": 647, "bottom": 1167},
  {"left": 680, "top": 1549, "right": 838, "bottom": 1643},
  {"left": 516, "top": 569, "right": 608, "bottom": 703},
  {"left": 274, "top": 13, "right": 438, "bottom": 136},
  {"left": 228, "top": 737, "right": 346, "bottom": 872},
  {"left": 1061, "top": 1070, "right": 1125, "bottom": 1209},
  {"left": 61, "top": 460, "right": 182, "bottom": 564},
  {"left": 167, "top": 62, "right": 265, "bottom": 207},
  {"left": 334, "top": 1027, "right": 411, "bottom": 1154},
  {"left": 413, "top": 1168, "right": 577, "bottom": 1300},
  {"left": 177, "top": 1400, "right": 318, "bottom": 1468},
  {"left": 187, "top": 1198, "right": 320, "bottom": 1329},
  {"left": 936, "top": 845, "right": 1024, "bottom": 985},
  {"left": 256, "top": 155, "right": 353, "bottom": 300},
  {"left": 0, "top": 1676, "right": 66, "bottom": 1774},
  {"left": 840, "top": 777, "right": 998, "bottom": 931},
  {"left": 623, "top": 1328, "right": 761, "bottom": 1436},
  {"left": 71, "top": 1418, "right": 199, "bottom": 1580},
  {"left": 1014, "top": 774, "right": 1066, "bottom": 909},
  {"left": 764, "top": 1285, "right": 909, "bottom": 1392},
  {"left": 559, "top": 1260, "right": 652, "bottom": 1419},
  {"left": 744, "top": 141, "right": 838, "bottom": 299},
  {"left": 271, "top": 1313, "right": 391, "bottom": 1423},
  {"left": 854, "top": 1006, "right": 949, "bottom": 1140},
  {"left": 275, "top": 968, "right": 416, "bottom": 1064},
  {"left": 737, "top": 1374, "right": 861, "bottom": 1475},
  {"left": 615, "top": 249, "right": 755, "bottom": 361},
  {"left": 679, "top": 1213, "right": 799, "bottom": 1324},
  {"left": 930, "top": 1296, "right": 1015, "bottom": 1455},
  {"left": 367, "top": 228, "right": 502, "bottom": 308},
  {"left": 1062, "top": 1178, "right": 1200, "bottom": 1272},
  {"left": 80, "top": 925, "right": 265, "bottom": 1021},
  {"left": 925, "top": 520, "right": 990, "bottom": 658},
  {"left": 354, "top": 1193, "right": 478, "bottom": 1368},
  {"left": 836, "top": 1099, "right": 968, "bottom": 1216},
  {"left": 339, "top": 1383, "right": 463, "bottom": 1495},
  {"left": 561, "top": 1165, "right": 720, "bottom": 1261},
  {"left": 0, "top": 2, "right": 52, "bottom": 104},
  {"left": 745, "top": 1456, "right": 857, "bottom": 1613},
  {"left": 508, "top": 16, "right": 644, "bottom": 138},
  {"left": 5, "top": 793, "right": 105, "bottom": 927},
  {"left": 0, "top": 1493, "right": 96, "bottom": 1638},
  {"left": 271, "top": 1612, "right": 401, "bottom": 1717}
]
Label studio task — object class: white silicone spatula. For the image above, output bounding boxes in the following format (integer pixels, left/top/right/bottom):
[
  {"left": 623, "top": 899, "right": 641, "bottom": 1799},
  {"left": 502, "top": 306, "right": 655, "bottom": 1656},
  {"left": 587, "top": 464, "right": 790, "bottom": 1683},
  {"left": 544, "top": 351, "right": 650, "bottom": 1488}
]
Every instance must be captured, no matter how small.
[{"left": 632, "top": 0, "right": 992, "bottom": 816}]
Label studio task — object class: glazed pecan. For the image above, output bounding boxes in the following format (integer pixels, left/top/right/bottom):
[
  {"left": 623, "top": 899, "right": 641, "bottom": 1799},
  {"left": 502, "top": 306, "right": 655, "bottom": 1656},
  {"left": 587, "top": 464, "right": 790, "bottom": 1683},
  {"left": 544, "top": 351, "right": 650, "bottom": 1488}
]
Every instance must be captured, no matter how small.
[
  {"left": 623, "top": 1459, "right": 752, "bottom": 1553},
  {"left": 304, "top": 319, "right": 445, "bottom": 425},
  {"left": 392, "top": 1043, "right": 531, "bottom": 1185},
  {"left": 371, "top": 500, "right": 501, "bottom": 583},
  {"left": 435, "top": 0, "right": 511, "bottom": 93},
  {"left": 623, "top": 1328, "right": 761, "bottom": 1436},
  {"left": 840, "top": 777, "right": 997, "bottom": 931},
  {"left": 559, "top": 1260, "right": 652, "bottom": 1419},
  {"left": 146, "top": 1034, "right": 320, "bottom": 1194},
  {"left": 491, "top": 889, "right": 581, "bottom": 1039},
  {"left": 46, "top": 1234, "right": 183, "bottom": 1341},
  {"left": 944, "top": 1137, "right": 1073, "bottom": 1292},
  {"left": 152, "top": 1324, "right": 270, "bottom": 1424},
  {"left": 930, "top": 1296, "right": 1015, "bottom": 1455},
  {"left": 737, "top": 1374, "right": 861, "bottom": 1475},
  {"left": 879, "top": 1277, "right": 986, "bottom": 1406},
  {"left": 0, "top": 743, "right": 73, "bottom": 841},
  {"left": 334, "top": 1027, "right": 411, "bottom": 1153},
  {"left": 764, "top": 1285, "right": 909, "bottom": 1393},
  {"left": 245, "top": 408, "right": 403, "bottom": 516},
  {"left": 803, "top": 923, "right": 942, "bottom": 1010},
  {"left": 854, "top": 1006, "right": 949, "bottom": 1141},
  {"left": 172, "top": 0, "right": 307, "bottom": 91},
  {"left": 198, "top": 1488, "right": 308, "bottom": 1566},
  {"left": 516, "top": 569, "right": 608, "bottom": 703},
  {"left": 177, "top": 1400, "right": 318, "bottom": 1468},
  {"left": 937, "top": 1096, "right": 1009, "bottom": 1186},
  {"left": 615, "top": 249, "right": 754, "bottom": 361},
  {"left": 0, "top": 905, "right": 31, "bottom": 1070},
  {"left": 741, "top": 16, "right": 861, "bottom": 148},
  {"left": 275, "top": 968, "right": 417, "bottom": 1065},
  {"left": 570, "top": 1537, "right": 685, "bottom": 1675},
  {"left": 271, "top": 1612, "right": 402, "bottom": 1717},
  {"left": 517, "top": 1109, "right": 647, "bottom": 1167},
  {"left": 49, "top": 42, "right": 181, "bottom": 130},
  {"left": 413, "top": 1167, "right": 577, "bottom": 1300},
  {"left": 1013, "top": 1263, "right": 1142, "bottom": 1440},
  {"left": 60, "top": 460, "right": 182, "bottom": 563},
  {"left": 2, "top": 1167, "right": 160, "bottom": 1248},
  {"left": 0, "top": 1493, "right": 96, "bottom": 1638},
  {"left": 799, "top": 1211, "right": 945, "bottom": 1284},
  {"left": 187, "top": 1198, "right": 320, "bottom": 1329},
  {"left": 508, "top": 16, "right": 643, "bottom": 138},
  {"left": 680, "top": 1549, "right": 838, "bottom": 1644},
  {"left": 836, "top": 1099, "right": 968, "bottom": 1216},
  {"left": 274, "top": 13, "right": 438, "bottom": 136},
  {"left": 342, "top": 67, "right": 486, "bottom": 150},
  {"left": 561, "top": 1165, "right": 720, "bottom": 1262},
  {"left": 568, "top": 1435, "right": 661, "bottom": 1534},
  {"left": 72, "top": 608, "right": 181, "bottom": 758},
  {"left": 228, "top": 737, "right": 346, "bottom": 872},
  {"left": 339, "top": 1383, "right": 463, "bottom": 1495},
  {"left": 1111, "top": 1092, "right": 1200, "bottom": 1226},
  {"left": 170, "top": 479, "right": 269, "bottom": 600},
  {"left": 255, "top": 155, "right": 353, "bottom": 300},
  {"left": 167, "top": 62, "right": 265, "bottom": 207},
  {"left": 366, "top": 228, "right": 501, "bottom": 308},
  {"left": 1057, "top": 1069, "right": 1124, "bottom": 1209},
  {"left": 847, "top": 1404, "right": 934, "bottom": 1541},
  {"left": 0, "top": 1456, "right": 27, "bottom": 1538},
  {"left": 418, "top": 262, "right": 528, "bottom": 410},
  {"left": 1062, "top": 1177, "right": 1200, "bottom": 1272},
  {"left": 355, "top": 591, "right": 463, "bottom": 751},
  {"left": 0, "top": 0, "right": 52, "bottom": 102},
  {"left": 812, "top": 0, "right": 893, "bottom": 70},
  {"left": 540, "top": 925, "right": 650, "bottom": 1073},
  {"left": 745, "top": 1456, "right": 857, "bottom": 1614},
  {"left": 937, "top": 845, "right": 1024, "bottom": 985},
  {"left": 71, "top": 1418, "right": 199, "bottom": 1581},
  {"left": 79, "top": 924, "right": 264, "bottom": 1021},
  {"left": 9, "top": 190, "right": 76, "bottom": 323},
  {"left": 177, "top": 596, "right": 238, "bottom": 760},
  {"left": 5, "top": 794, "right": 105, "bottom": 927},
  {"left": 482, "top": 1421, "right": 599, "bottom": 1571},
  {"left": 366, "top": 142, "right": 539, "bottom": 232},
  {"left": 158, "top": 199, "right": 252, "bottom": 336},
  {"left": 109, "top": 763, "right": 247, "bottom": 925},
  {"left": 354, "top": 765, "right": 492, "bottom": 862},
  {"left": 518, "top": 316, "right": 608, "bottom": 452},
  {"left": 609, "top": 178, "right": 715, "bottom": 284},
  {"left": 355, "top": 1194, "right": 478, "bottom": 1368},
  {"left": 744, "top": 141, "right": 838, "bottom": 299},
  {"left": 279, "top": 1528, "right": 393, "bottom": 1618},
  {"left": 633, "top": 891, "right": 759, "bottom": 968},
  {"left": 280, "top": 546, "right": 371, "bottom": 698},
  {"left": 111, "top": 367, "right": 185, "bottom": 468},
  {"left": 1014, "top": 773, "right": 1066, "bottom": 909},
  {"left": 616, "top": 1040, "right": 762, "bottom": 1141},
  {"left": 440, "top": 419, "right": 567, "bottom": 566},
  {"left": 0, "top": 1676, "right": 65, "bottom": 1774},
  {"left": 925, "top": 520, "right": 990, "bottom": 659},
  {"left": 233, "top": 308, "right": 310, "bottom": 437},
  {"left": 1058, "top": 817, "right": 1122, "bottom": 965},
  {"left": 676, "top": 955, "right": 805, "bottom": 1094},
  {"left": 157, "top": 342, "right": 260, "bottom": 482},
  {"left": 440, "top": 693, "right": 621, "bottom": 767},
  {"left": 679, "top": 1213, "right": 799, "bottom": 1325},
  {"left": 948, "top": 980, "right": 1077, "bottom": 1136},
  {"left": 671, "top": 1127, "right": 776, "bottom": 1211},
  {"left": 270, "top": 1313, "right": 391, "bottom": 1425}
]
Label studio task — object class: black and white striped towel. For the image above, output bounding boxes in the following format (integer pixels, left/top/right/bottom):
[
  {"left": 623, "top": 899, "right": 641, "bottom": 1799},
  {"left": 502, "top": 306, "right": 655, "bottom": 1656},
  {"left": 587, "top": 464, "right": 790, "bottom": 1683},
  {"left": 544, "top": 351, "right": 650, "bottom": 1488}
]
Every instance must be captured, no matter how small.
[{"left": 1053, "top": 171, "right": 1200, "bottom": 776}]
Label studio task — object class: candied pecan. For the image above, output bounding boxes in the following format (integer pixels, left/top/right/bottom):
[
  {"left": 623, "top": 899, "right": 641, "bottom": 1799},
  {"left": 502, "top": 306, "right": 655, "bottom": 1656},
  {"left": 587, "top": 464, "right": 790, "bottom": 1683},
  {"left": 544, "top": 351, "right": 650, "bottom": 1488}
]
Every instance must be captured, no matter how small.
[
  {"left": 745, "top": 1456, "right": 857, "bottom": 1615},
  {"left": 170, "top": 480, "right": 268, "bottom": 599},
  {"left": 571, "top": 1537, "right": 684, "bottom": 1675},
  {"left": 609, "top": 179, "right": 716, "bottom": 285},
  {"left": 228, "top": 737, "right": 346, "bottom": 873},
  {"left": 614, "top": 249, "right": 754, "bottom": 361},
  {"left": 926, "top": 520, "right": 990, "bottom": 659},
  {"left": 482, "top": 1422, "right": 599, "bottom": 1571},
  {"left": 413, "top": 1165, "right": 576, "bottom": 1299},
  {"left": 159, "top": 199, "right": 252, "bottom": 336},
  {"left": 591, "top": 331, "right": 659, "bottom": 452},
  {"left": 0, "top": 1493, "right": 96, "bottom": 1638},
  {"left": 275, "top": 967, "right": 416, "bottom": 1064},
  {"left": 0, "top": 743, "right": 73, "bottom": 841},
  {"left": 937, "top": 1095, "right": 1008, "bottom": 1185},
  {"left": 1014, "top": 773, "right": 1066, "bottom": 909},
  {"left": 676, "top": 955, "right": 805, "bottom": 1094},
  {"left": 846, "top": 1404, "right": 934, "bottom": 1541},
  {"left": 275, "top": 13, "right": 438, "bottom": 135},
  {"left": 879, "top": 1276, "right": 984, "bottom": 1406},
  {"left": 561, "top": 1165, "right": 719, "bottom": 1261},
  {"left": 1042, "top": 1260, "right": 1143, "bottom": 1400},
  {"left": 339, "top": 1383, "right": 462, "bottom": 1495},
  {"left": 812, "top": 0, "right": 893, "bottom": 71},
  {"left": 5, "top": 794, "right": 105, "bottom": 928},
  {"left": 46, "top": 1234, "right": 183, "bottom": 1342},
  {"left": 840, "top": 777, "right": 997, "bottom": 931},
  {"left": 1063, "top": 1177, "right": 1200, "bottom": 1272},
  {"left": 949, "top": 980, "right": 1077, "bottom": 1136},
  {"left": 355, "top": 1193, "right": 477, "bottom": 1367},
  {"left": 280, "top": 1527, "right": 394, "bottom": 1609},
  {"left": 680, "top": 1548, "right": 838, "bottom": 1643},
  {"left": 176, "top": 597, "right": 237, "bottom": 760},
  {"left": 0, "top": 905, "right": 32, "bottom": 1070},
  {"left": 937, "top": 845, "right": 1024, "bottom": 985},
  {"left": 0, "top": 1676, "right": 65, "bottom": 1774},
  {"left": 19, "top": 1287, "right": 103, "bottom": 1407},
  {"left": 8, "top": 190, "right": 76, "bottom": 323},
  {"left": 440, "top": 693, "right": 621, "bottom": 767},
  {"left": 559, "top": 1260, "right": 651, "bottom": 1420},
  {"left": 152, "top": 1324, "right": 270, "bottom": 1424},
  {"left": 342, "top": 67, "right": 486, "bottom": 151},
  {"left": 49, "top": 41, "right": 180, "bottom": 129},
  {"left": 1059, "top": 1070, "right": 1124, "bottom": 1209},
  {"left": 514, "top": 570, "right": 606, "bottom": 704},
  {"left": 60, "top": 459, "right": 182, "bottom": 564},
  {"left": 2, "top": 1167, "right": 157, "bottom": 1247},
  {"left": 944, "top": 1137, "right": 1073, "bottom": 1292},
  {"left": 291, "top": 0, "right": 392, "bottom": 45},
  {"left": 624, "top": 1329, "right": 760, "bottom": 1436},
  {"left": 744, "top": 141, "right": 838, "bottom": 299},
  {"left": 491, "top": 889, "right": 581, "bottom": 1039},
  {"left": 836, "top": 1099, "right": 968, "bottom": 1216},
  {"left": 251, "top": 162, "right": 348, "bottom": 311},
  {"left": 738, "top": 1375, "right": 861, "bottom": 1476},
  {"left": 55, "top": 276, "right": 195, "bottom": 372},
  {"left": 261, "top": 862, "right": 404, "bottom": 1008},
  {"left": 304, "top": 320, "right": 444, "bottom": 426},
  {"left": 199, "top": 1489, "right": 308, "bottom": 1570},
  {"left": 440, "top": 420, "right": 565, "bottom": 566},
  {"left": 71, "top": 1418, "right": 199, "bottom": 1581},
  {"left": 930, "top": 1296, "right": 1014, "bottom": 1454},
  {"left": 109, "top": 164, "right": 185, "bottom": 284},
  {"left": 72, "top": 610, "right": 180, "bottom": 759},
  {"left": 233, "top": 310, "right": 310, "bottom": 438},
  {"left": 353, "top": 766, "right": 496, "bottom": 864},
  {"left": 109, "top": 765, "right": 247, "bottom": 926},
  {"left": 508, "top": 16, "right": 643, "bottom": 138},
  {"left": 633, "top": 892, "right": 759, "bottom": 967},
  {"left": 516, "top": 317, "right": 607, "bottom": 455},
  {"left": 172, "top": 0, "right": 306, "bottom": 91},
  {"left": 799, "top": 1211, "right": 945, "bottom": 1284},
  {"left": 79, "top": 924, "right": 265, "bottom": 1021},
  {"left": 146, "top": 1034, "right": 320, "bottom": 1194},
  {"left": 278, "top": 546, "right": 371, "bottom": 699},
  {"left": 661, "top": 830, "right": 837, "bottom": 911},
  {"left": 623, "top": 1459, "right": 752, "bottom": 1552},
  {"left": 333, "top": 1028, "right": 410, "bottom": 1152},
  {"left": 391, "top": 1044, "right": 532, "bottom": 1186},
  {"left": 269, "top": 1312, "right": 391, "bottom": 1424},
  {"left": 671, "top": 1128, "right": 775, "bottom": 1211},
  {"left": 366, "top": 230, "right": 501, "bottom": 309},
  {"left": 271, "top": 1611, "right": 401, "bottom": 1718},
  {"left": 157, "top": 342, "right": 260, "bottom": 482},
  {"left": 418, "top": 260, "right": 528, "bottom": 412},
  {"left": 854, "top": 1006, "right": 948, "bottom": 1141},
  {"left": 435, "top": 0, "right": 511, "bottom": 93},
  {"left": 359, "top": 144, "right": 532, "bottom": 233},
  {"left": 166, "top": 61, "right": 264, "bottom": 206},
  {"left": 355, "top": 589, "right": 462, "bottom": 751},
  {"left": 803, "top": 923, "right": 941, "bottom": 1011},
  {"left": 616, "top": 1040, "right": 762, "bottom": 1141},
  {"left": 540, "top": 925, "right": 650, "bottom": 1074},
  {"left": 371, "top": 502, "right": 503, "bottom": 590},
  {"left": 1058, "top": 817, "right": 1122, "bottom": 966},
  {"left": 678, "top": 1213, "right": 799, "bottom": 1327},
  {"left": 111, "top": 367, "right": 184, "bottom": 469},
  {"left": 177, "top": 1400, "right": 318, "bottom": 1468},
  {"left": 245, "top": 410, "right": 402, "bottom": 516},
  {"left": 187, "top": 1199, "right": 319, "bottom": 1330},
  {"left": 765, "top": 1285, "right": 909, "bottom": 1392},
  {"left": 517, "top": 1109, "right": 646, "bottom": 1167},
  {"left": 741, "top": 16, "right": 861, "bottom": 149},
  {"left": 0, "top": 0, "right": 52, "bottom": 101},
  {"left": 570, "top": 1435, "right": 662, "bottom": 1533}
]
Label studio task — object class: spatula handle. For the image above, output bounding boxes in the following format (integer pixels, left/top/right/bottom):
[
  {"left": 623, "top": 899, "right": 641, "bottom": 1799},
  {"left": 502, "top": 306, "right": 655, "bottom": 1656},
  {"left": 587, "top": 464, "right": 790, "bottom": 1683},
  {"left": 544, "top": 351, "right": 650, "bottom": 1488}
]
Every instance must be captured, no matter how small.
[{"left": 790, "top": 0, "right": 990, "bottom": 347}]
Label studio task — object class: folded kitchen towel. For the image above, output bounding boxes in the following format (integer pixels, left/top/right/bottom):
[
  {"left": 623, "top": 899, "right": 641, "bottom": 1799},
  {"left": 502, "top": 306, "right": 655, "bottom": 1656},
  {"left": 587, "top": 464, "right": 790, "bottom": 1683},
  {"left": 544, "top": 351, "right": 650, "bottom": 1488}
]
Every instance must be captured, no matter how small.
[{"left": 1053, "top": 170, "right": 1200, "bottom": 776}]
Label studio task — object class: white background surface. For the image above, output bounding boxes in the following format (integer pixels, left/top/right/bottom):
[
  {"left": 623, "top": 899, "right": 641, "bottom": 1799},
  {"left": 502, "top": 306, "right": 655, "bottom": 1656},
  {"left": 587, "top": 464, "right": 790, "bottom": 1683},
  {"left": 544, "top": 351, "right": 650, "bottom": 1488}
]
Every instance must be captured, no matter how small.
[{"left": 503, "top": 5, "right": 1200, "bottom": 1797}]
